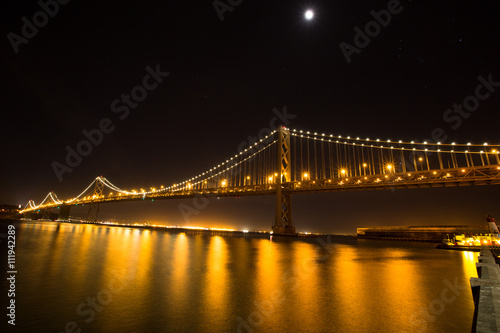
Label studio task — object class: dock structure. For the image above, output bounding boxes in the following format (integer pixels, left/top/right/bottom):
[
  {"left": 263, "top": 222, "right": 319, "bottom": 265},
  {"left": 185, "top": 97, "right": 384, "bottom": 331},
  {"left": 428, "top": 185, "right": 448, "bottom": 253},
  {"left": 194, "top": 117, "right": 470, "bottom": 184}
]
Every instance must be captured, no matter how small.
[
  {"left": 357, "top": 225, "right": 490, "bottom": 242},
  {"left": 470, "top": 247, "right": 500, "bottom": 332}
]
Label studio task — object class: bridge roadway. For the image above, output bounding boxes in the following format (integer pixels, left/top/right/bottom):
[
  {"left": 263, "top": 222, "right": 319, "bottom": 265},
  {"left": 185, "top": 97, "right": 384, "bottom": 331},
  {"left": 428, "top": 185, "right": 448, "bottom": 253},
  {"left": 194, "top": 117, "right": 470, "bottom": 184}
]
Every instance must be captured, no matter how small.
[{"left": 39, "top": 165, "right": 500, "bottom": 209}]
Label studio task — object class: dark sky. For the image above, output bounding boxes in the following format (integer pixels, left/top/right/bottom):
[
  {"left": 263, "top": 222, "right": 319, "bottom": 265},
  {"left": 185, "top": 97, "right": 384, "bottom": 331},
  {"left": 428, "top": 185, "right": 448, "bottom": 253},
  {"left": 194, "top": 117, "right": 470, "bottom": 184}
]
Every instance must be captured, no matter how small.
[{"left": 1, "top": 0, "right": 500, "bottom": 233}]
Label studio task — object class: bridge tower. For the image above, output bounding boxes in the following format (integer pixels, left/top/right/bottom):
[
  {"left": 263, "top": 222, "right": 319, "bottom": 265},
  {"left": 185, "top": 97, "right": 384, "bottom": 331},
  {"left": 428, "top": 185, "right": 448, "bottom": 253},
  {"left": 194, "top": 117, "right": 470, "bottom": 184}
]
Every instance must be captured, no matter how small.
[
  {"left": 86, "top": 178, "right": 104, "bottom": 222},
  {"left": 273, "top": 126, "right": 296, "bottom": 235}
]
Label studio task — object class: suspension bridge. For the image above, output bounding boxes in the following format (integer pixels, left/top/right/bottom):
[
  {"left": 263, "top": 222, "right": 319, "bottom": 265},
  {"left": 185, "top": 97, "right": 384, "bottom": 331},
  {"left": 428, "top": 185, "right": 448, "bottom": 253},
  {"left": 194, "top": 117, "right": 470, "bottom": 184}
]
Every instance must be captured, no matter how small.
[{"left": 20, "top": 127, "right": 500, "bottom": 234}]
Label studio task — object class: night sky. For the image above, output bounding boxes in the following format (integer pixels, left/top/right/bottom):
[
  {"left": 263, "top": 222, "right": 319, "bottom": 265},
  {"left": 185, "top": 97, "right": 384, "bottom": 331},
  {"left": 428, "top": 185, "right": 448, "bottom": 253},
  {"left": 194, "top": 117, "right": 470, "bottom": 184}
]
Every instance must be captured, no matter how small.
[{"left": 2, "top": 0, "right": 500, "bottom": 233}]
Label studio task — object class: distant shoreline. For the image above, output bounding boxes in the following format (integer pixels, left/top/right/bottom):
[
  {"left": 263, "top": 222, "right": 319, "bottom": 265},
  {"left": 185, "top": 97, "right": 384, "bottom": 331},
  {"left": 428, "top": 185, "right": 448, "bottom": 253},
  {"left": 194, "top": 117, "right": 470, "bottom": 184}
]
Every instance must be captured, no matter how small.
[{"left": 7, "top": 219, "right": 358, "bottom": 240}]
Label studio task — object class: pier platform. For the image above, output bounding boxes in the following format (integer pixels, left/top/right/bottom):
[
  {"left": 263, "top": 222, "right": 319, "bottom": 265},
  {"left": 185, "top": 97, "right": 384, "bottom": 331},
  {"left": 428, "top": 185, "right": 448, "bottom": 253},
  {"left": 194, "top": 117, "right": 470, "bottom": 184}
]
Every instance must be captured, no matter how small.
[
  {"left": 470, "top": 246, "right": 500, "bottom": 332},
  {"left": 357, "top": 225, "right": 489, "bottom": 242}
]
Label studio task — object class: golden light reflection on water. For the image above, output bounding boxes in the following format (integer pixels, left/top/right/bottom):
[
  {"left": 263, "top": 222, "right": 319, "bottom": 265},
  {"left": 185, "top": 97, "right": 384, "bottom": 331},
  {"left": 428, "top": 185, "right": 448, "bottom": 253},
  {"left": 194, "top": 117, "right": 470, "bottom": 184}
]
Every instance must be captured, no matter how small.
[
  {"left": 134, "top": 229, "right": 153, "bottom": 283},
  {"left": 256, "top": 239, "right": 281, "bottom": 297},
  {"left": 462, "top": 251, "right": 479, "bottom": 279},
  {"left": 14, "top": 222, "right": 479, "bottom": 332},
  {"left": 171, "top": 233, "right": 189, "bottom": 303},
  {"left": 287, "top": 241, "right": 321, "bottom": 329},
  {"left": 17, "top": 222, "right": 64, "bottom": 292},
  {"left": 374, "top": 249, "right": 426, "bottom": 331},
  {"left": 97, "top": 226, "right": 159, "bottom": 332},
  {"left": 44, "top": 224, "right": 67, "bottom": 277},
  {"left": 72, "top": 225, "right": 94, "bottom": 279},
  {"left": 326, "top": 246, "right": 430, "bottom": 332},
  {"left": 203, "top": 236, "right": 229, "bottom": 326},
  {"left": 332, "top": 245, "right": 364, "bottom": 319}
]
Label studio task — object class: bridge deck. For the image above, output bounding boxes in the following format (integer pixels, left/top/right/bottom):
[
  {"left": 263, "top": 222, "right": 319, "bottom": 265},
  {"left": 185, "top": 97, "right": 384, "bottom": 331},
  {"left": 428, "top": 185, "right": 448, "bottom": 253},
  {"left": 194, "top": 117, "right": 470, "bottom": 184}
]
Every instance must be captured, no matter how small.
[{"left": 24, "top": 165, "right": 500, "bottom": 211}]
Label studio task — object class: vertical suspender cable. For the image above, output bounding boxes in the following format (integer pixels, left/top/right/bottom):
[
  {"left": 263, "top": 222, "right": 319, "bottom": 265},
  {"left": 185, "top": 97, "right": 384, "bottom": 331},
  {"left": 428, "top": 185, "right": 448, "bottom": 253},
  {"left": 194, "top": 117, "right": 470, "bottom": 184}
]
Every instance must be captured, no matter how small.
[
  {"left": 314, "top": 138, "right": 318, "bottom": 180},
  {"left": 321, "top": 140, "right": 326, "bottom": 179}
]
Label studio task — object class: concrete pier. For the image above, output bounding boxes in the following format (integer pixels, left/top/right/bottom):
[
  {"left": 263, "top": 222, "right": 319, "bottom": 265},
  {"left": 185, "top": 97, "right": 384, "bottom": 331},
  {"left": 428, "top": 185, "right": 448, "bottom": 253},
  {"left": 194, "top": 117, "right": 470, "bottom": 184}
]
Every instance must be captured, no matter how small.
[{"left": 470, "top": 246, "right": 500, "bottom": 332}]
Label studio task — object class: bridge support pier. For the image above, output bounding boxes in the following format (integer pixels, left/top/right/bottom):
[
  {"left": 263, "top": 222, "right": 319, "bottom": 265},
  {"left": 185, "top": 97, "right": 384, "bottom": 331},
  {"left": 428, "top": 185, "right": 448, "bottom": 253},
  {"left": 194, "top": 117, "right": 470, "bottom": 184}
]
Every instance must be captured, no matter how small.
[
  {"left": 41, "top": 208, "right": 51, "bottom": 220},
  {"left": 23, "top": 211, "right": 34, "bottom": 220},
  {"left": 86, "top": 203, "right": 100, "bottom": 222},
  {"left": 273, "top": 126, "right": 296, "bottom": 235},
  {"left": 273, "top": 191, "right": 294, "bottom": 235},
  {"left": 58, "top": 206, "right": 71, "bottom": 221}
]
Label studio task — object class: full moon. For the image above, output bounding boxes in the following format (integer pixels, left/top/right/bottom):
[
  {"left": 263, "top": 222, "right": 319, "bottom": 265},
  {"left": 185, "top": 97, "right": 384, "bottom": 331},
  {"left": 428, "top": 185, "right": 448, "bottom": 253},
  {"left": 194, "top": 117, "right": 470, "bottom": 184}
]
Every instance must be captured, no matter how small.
[{"left": 305, "top": 10, "right": 314, "bottom": 20}]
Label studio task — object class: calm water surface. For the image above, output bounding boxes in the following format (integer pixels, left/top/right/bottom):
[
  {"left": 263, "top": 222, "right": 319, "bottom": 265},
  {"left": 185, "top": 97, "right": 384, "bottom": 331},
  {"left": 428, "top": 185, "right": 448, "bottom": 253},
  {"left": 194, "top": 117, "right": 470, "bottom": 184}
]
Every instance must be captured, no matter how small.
[{"left": 4, "top": 221, "right": 478, "bottom": 332}]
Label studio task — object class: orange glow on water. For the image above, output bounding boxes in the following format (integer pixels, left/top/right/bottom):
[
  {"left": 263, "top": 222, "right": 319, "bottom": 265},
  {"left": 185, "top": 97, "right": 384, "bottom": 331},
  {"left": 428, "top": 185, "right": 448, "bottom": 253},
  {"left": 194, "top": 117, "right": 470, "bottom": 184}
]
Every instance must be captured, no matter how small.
[
  {"left": 462, "top": 251, "right": 478, "bottom": 279},
  {"left": 288, "top": 242, "right": 321, "bottom": 329},
  {"left": 171, "top": 233, "right": 190, "bottom": 304},
  {"left": 14, "top": 222, "right": 479, "bottom": 332},
  {"left": 202, "top": 236, "right": 229, "bottom": 327},
  {"left": 255, "top": 239, "right": 282, "bottom": 308}
]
